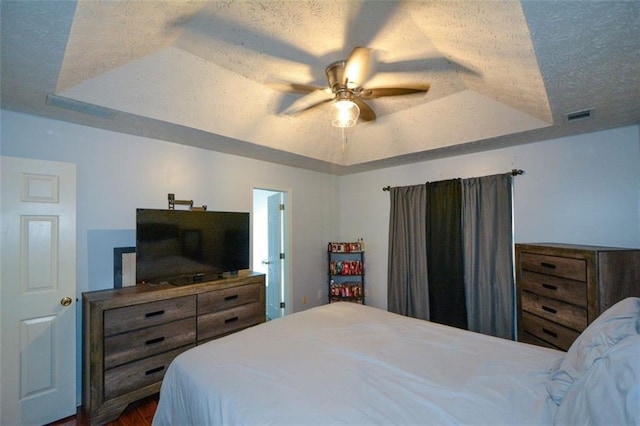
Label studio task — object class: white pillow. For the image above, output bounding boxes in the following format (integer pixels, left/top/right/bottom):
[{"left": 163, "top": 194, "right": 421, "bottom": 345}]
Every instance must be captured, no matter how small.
[
  {"left": 547, "top": 297, "right": 640, "bottom": 405},
  {"left": 553, "top": 334, "right": 640, "bottom": 425}
]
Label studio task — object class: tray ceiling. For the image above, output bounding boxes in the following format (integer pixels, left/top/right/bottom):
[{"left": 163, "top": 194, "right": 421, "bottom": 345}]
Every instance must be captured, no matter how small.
[{"left": 1, "top": 1, "right": 638, "bottom": 174}]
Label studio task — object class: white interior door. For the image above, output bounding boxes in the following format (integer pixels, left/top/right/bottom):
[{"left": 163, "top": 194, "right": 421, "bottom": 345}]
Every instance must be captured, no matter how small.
[
  {"left": 266, "top": 193, "right": 283, "bottom": 320},
  {"left": 1, "top": 156, "right": 77, "bottom": 425}
]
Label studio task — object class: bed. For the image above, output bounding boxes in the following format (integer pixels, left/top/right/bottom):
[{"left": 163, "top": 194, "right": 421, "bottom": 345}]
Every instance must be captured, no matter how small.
[{"left": 153, "top": 297, "right": 640, "bottom": 425}]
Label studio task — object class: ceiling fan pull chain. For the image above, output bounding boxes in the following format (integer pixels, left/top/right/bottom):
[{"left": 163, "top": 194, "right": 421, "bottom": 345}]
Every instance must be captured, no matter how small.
[{"left": 342, "top": 128, "right": 349, "bottom": 149}]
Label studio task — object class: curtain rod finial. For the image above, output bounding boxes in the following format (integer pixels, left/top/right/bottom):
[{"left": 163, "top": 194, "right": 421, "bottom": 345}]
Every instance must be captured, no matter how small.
[
  {"left": 511, "top": 169, "right": 524, "bottom": 176},
  {"left": 383, "top": 186, "right": 391, "bottom": 191}
]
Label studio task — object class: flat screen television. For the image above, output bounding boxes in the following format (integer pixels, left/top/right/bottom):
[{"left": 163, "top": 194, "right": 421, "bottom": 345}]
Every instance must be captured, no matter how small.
[{"left": 136, "top": 209, "right": 250, "bottom": 285}]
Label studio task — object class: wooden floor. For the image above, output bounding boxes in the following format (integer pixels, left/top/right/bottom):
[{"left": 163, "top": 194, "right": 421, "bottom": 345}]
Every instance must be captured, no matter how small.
[{"left": 48, "top": 394, "right": 158, "bottom": 426}]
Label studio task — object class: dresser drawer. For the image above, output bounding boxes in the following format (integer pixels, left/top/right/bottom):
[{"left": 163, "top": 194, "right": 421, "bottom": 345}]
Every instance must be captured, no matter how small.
[
  {"left": 104, "top": 344, "right": 194, "bottom": 400},
  {"left": 104, "top": 295, "right": 196, "bottom": 336},
  {"left": 520, "top": 252, "right": 586, "bottom": 282},
  {"left": 521, "top": 311, "right": 580, "bottom": 351},
  {"left": 104, "top": 317, "right": 196, "bottom": 369},
  {"left": 198, "top": 283, "right": 261, "bottom": 315},
  {"left": 522, "top": 291, "right": 587, "bottom": 332},
  {"left": 520, "top": 270, "right": 587, "bottom": 307},
  {"left": 197, "top": 301, "right": 263, "bottom": 341},
  {"left": 519, "top": 331, "right": 558, "bottom": 350}
]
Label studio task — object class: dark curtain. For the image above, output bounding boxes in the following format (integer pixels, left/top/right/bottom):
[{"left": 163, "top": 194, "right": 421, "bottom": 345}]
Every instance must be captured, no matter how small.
[
  {"left": 387, "top": 174, "right": 514, "bottom": 337},
  {"left": 462, "top": 174, "right": 514, "bottom": 339},
  {"left": 387, "top": 185, "right": 430, "bottom": 320},
  {"left": 426, "top": 179, "right": 467, "bottom": 330}
]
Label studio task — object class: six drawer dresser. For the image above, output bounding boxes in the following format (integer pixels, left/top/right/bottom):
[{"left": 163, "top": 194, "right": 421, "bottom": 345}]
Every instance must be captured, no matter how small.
[{"left": 82, "top": 272, "right": 265, "bottom": 425}]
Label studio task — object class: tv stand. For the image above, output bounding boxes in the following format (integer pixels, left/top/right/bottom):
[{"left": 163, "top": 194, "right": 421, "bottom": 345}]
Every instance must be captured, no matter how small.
[{"left": 82, "top": 272, "right": 265, "bottom": 425}]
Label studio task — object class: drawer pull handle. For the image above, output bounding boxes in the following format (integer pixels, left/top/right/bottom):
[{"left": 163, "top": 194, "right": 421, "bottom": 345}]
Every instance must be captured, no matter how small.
[
  {"left": 542, "top": 328, "right": 558, "bottom": 338},
  {"left": 540, "top": 262, "right": 556, "bottom": 269},
  {"left": 145, "top": 336, "right": 165, "bottom": 345},
  {"left": 224, "top": 294, "right": 239, "bottom": 301},
  {"left": 542, "top": 305, "right": 557, "bottom": 314},
  {"left": 542, "top": 283, "right": 558, "bottom": 291},
  {"left": 145, "top": 310, "right": 165, "bottom": 318},
  {"left": 145, "top": 366, "right": 165, "bottom": 376},
  {"left": 225, "top": 316, "right": 239, "bottom": 324}
]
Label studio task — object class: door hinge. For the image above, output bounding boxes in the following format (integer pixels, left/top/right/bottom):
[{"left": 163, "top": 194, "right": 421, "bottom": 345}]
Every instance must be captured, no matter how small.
[
  {"left": 279, "top": 302, "right": 286, "bottom": 309},
  {"left": 280, "top": 253, "right": 285, "bottom": 260},
  {"left": 279, "top": 203, "right": 285, "bottom": 211}
]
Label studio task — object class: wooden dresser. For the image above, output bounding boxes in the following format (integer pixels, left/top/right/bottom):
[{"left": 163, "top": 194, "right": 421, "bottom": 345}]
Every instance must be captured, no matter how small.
[
  {"left": 515, "top": 243, "right": 640, "bottom": 351},
  {"left": 83, "top": 272, "right": 265, "bottom": 425}
]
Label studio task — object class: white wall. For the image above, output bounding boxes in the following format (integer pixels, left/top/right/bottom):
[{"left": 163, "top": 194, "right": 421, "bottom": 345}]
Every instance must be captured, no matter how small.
[
  {"left": 3, "top": 109, "right": 639, "bottom": 404},
  {"left": 1, "top": 110, "right": 341, "bottom": 305},
  {"left": 338, "top": 125, "right": 640, "bottom": 309},
  {"left": 1, "top": 110, "right": 340, "bottom": 403}
]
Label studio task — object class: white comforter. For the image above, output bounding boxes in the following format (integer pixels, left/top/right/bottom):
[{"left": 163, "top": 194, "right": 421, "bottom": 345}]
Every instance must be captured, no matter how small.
[{"left": 153, "top": 303, "right": 562, "bottom": 425}]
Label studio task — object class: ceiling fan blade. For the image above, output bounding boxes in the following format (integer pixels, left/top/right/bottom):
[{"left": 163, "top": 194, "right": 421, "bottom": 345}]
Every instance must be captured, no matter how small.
[
  {"left": 344, "top": 2, "right": 401, "bottom": 57},
  {"left": 353, "top": 99, "right": 376, "bottom": 122},
  {"left": 282, "top": 89, "right": 334, "bottom": 115},
  {"left": 359, "top": 84, "right": 430, "bottom": 99},
  {"left": 343, "top": 47, "right": 371, "bottom": 87},
  {"left": 267, "top": 81, "right": 326, "bottom": 94},
  {"left": 174, "top": 12, "right": 321, "bottom": 68}
]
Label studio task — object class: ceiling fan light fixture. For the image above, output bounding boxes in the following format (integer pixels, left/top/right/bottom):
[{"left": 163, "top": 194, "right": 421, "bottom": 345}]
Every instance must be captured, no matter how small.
[{"left": 332, "top": 99, "right": 360, "bottom": 128}]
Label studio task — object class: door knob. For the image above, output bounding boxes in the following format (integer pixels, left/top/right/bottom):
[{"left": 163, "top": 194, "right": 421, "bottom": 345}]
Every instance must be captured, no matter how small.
[{"left": 60, "top": 296, "right": 72, "bottom": 307}]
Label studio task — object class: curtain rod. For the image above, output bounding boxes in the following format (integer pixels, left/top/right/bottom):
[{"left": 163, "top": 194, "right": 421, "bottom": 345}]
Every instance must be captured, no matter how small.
[{"left": 382, "top": 169, "right": 524, "bottom": 191}]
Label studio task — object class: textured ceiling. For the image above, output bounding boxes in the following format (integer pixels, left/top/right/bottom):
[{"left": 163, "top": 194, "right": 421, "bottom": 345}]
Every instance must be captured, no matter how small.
[{"left": 1, "top": 1, "right": 639, "bottom": 175}]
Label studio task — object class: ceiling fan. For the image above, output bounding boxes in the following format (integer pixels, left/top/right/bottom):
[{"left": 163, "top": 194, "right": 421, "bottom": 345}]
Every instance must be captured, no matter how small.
[{"left": 271, "top": 47, "right": 430, "bottom": 128}]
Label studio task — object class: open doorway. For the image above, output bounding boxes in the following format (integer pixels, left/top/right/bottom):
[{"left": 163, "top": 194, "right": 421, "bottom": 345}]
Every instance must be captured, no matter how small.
[{"left": 252, "top": 188, "right": 290, "bottom": 320}]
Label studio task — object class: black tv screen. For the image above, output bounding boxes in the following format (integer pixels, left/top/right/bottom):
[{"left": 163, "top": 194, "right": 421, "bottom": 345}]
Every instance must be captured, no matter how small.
[{"left": 136, "top": 209, "right": 250, "bottom": 285}]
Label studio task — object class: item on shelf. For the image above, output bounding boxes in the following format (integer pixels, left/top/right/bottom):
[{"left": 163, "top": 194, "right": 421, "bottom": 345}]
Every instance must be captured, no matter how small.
[
  {"left": 328, "top": 239, "right": 365, "bottom": 253},
  {"left": 329, "top": 260, "right": 363, "bottom": 276},
  {"left": 329, "top": 280, "right": 363, "bottom": 298}
]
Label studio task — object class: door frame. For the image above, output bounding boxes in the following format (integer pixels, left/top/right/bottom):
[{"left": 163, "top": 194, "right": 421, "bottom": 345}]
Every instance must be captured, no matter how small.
[{"left": 251, "top": 186, "right": 291, "bottom": 317}]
